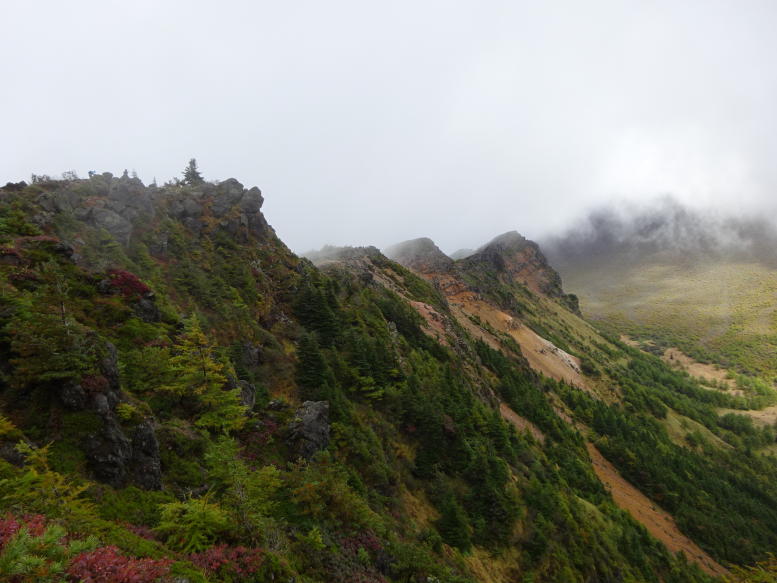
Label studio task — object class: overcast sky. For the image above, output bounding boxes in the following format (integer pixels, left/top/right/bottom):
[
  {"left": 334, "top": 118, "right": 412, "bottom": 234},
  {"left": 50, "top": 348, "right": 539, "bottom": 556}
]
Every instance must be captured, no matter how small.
[{"left": 2, "top": 0, "right": 776, "bottom": 253}]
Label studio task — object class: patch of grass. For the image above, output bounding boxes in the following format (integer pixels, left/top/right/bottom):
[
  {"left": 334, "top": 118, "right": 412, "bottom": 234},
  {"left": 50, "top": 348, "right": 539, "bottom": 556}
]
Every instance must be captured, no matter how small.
[{"left": 568, "top": 261, "right": 777, "bottom": 378}]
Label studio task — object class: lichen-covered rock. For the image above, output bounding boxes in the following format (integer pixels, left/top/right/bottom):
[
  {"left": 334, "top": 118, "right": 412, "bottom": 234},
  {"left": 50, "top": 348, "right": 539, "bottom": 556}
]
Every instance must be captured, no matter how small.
[
  {"left": 133, "top": 292, "right": 161, "bottom": 323},
  {"left": 0, "top": 442, "right": 26, "bottom": 467},
  {"left": 60, "top": 381, "right": 88, "bottom": 410},
  {"left": 89, "top": 208, "right": 133, "bottom": 246},
  {"left": 238, "top": 381, "right": 257, "bottom": 411},
  {"left": 287, "top": 401, "right": 330, "bottom": 460},
  {"left": 84, "top": 417, "right": 132, "bottom": 487},
  {"left": 129, "top": 421, "right": 162, "bottom": 490},
  {"left": 99, "top": 341, "right": 121, "bottom": 395}
]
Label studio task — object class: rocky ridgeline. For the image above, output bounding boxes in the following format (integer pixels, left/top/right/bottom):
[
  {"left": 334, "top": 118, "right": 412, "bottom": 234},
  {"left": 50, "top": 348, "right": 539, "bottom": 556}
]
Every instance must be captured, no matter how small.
[
  {"left": 384, "top": 238, "right": 454, "bottom": 274},
  {"left": 462, "top": 231, "right": 573, "bottom": 301},
  {"left": 27, "top": 172, "right": 272, "bottom": 249},
  {"left": 385, "top": 232, "right": 580, "bottom": 314}
]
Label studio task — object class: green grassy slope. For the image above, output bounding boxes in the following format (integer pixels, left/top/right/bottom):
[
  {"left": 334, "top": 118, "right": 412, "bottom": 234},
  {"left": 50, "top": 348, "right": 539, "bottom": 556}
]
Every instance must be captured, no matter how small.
[{"left": 563, "top": 259, "right": 777, "bottom": 378}]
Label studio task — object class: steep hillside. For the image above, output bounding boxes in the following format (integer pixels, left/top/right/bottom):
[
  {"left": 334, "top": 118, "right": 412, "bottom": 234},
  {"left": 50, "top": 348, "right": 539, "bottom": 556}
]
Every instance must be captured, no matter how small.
[
  {"left": 0, "top": 173, "right": 776, "bottom": 581},
  {"left": 385, "top": 233, "right": 777, "bottom": 573}
]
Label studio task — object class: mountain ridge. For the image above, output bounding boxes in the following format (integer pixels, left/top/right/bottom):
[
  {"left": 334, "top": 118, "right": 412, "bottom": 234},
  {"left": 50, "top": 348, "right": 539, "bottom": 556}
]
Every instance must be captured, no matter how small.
[{"left": 1, "top": 172, "right": 776, "bottom": 581}]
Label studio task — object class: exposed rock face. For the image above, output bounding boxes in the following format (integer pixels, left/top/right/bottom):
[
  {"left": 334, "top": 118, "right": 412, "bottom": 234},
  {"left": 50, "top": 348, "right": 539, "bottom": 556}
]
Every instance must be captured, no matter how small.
[
  {"left": 35, "top": 173, "right": 273, "bottom": 251},
  {"left": 60, "top": 381, "right": 88, "bottom": 410},
  {"left": 238, "top": 381, "right": 257, "bottom": 411},
  {"left": 99, "top": 341, "right": 121, "bottom": 395},
  {"left": 89, "top": 208, "right": 134, "bottom": 246},
  {"left": 226, "top": 375, "right": 258, "bottom": 411},
  {"left": 84, "top": 417, "right": 132, "bottom": 486},
  {"left": 129, "top": 421, "right": 163, "bottom": 490},
  {"left": 287, "top": 401, "right": 330, "bottom": 460},
  {"left": 463, "top": 231, "right": 580, "bottom": 313},
  {"left": 0, "top": 442, "right": 26, "bottom": 467},
  {"left": 133, "top": 292, "right": 161, "bottom": 323},
  {"left": 384, "top": 238, "right": 454, "bottom": 274},
  {"left": 76, "top": 342, "right": 164, "bottom": 489},
  {"left": 84, "top": 412, "right": 163, "bottom": 490}
]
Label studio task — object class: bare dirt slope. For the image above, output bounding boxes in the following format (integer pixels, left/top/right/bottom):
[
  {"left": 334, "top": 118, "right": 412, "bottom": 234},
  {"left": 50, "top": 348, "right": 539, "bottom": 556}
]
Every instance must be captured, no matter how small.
[
  {"left": 586, "top": 443, "right": 728, "bottom": 578},
  {"left": 499, "top": 403, "right": 545, "bottom": 443},
  {"left": 449, "top": 297, "right": 588, "bottom": 389},
  {"left": 662, "top": 347, "right": 738, "bottom": 391}
]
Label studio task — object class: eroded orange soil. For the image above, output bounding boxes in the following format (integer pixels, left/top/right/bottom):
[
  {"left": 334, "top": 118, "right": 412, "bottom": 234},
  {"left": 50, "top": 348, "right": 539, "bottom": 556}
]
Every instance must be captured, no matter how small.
[
  {"left": 586, "top": 442, "right": 727, "bottom": 577},
  {"left": 450, "top": 296, "right": 588, "bottom": 390}
]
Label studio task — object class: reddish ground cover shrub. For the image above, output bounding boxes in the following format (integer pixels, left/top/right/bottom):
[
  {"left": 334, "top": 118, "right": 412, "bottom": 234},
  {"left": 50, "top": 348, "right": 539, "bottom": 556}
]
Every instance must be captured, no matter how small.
[
  {"left": 67, "top": 546, "right": 172, "bottom": 583},
  {"left": 189, "top": 544, "right": 265, "bottom": 579},
  {"left": 107, "top": 269, "right": 151, "bottom": 299}
]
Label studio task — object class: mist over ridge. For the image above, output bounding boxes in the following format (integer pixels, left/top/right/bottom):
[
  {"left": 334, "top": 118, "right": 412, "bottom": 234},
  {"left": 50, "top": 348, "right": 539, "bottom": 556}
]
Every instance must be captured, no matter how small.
[{"left": 540, "top": 196, "right": 777, "bottom": 270}]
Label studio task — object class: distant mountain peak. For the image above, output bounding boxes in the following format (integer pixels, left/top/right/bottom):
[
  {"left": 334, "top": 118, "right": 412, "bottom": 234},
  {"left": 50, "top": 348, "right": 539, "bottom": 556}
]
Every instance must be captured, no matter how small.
[
  {"left": 384, "top": 237, "right": 454, "bottom": 274},
  {"left": 462, "top": 231, "right": 577, "bottom": 309},
  {"left": 303, "top": 245, "right": 383, "bottom": 266}
]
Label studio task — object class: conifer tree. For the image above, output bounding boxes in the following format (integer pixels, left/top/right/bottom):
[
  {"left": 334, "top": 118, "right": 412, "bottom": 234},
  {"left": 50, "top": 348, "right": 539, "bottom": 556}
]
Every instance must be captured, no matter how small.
[
  {"left": 162, "top": 316, "right": 246, "bottom": 431},
  {"left": 295, "top": 333, "right": 329, "bottom": 400},
  {"left": 182, "top": 158, "right": 204, "bottom": 185},
  {"left": 436, "top": 497, "right": 472, "bottom": 551},
  {"left": 7, "top": 271, "right": 97, "bottom": 389},
  {"left": 293, "top": 280, "right": 339, "bottom": 346}
]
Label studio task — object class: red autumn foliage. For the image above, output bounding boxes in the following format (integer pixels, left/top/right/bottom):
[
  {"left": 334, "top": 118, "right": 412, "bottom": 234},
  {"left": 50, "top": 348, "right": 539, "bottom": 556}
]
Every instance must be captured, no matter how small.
[
  {"left": 106, "top": 269, "right": 151, "bottom": 299},
  {"left": 189, "top": 544, "right": 265, "bottom": 579},
  {"left": 0, "top": 513, "right": 48, "bottom": 548},
  {"left": 66, "top": 546, "right": 172, "bottom": 583}
]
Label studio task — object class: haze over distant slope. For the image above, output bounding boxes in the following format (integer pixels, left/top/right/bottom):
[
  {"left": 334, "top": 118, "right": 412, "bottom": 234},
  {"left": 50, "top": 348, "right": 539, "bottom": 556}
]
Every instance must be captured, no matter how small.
[
  {"left": 542, "top": 198, "right": 777, "bottom": 375},
  {"left": 543, "top": 197, "right": 777, "bottom": 269}
]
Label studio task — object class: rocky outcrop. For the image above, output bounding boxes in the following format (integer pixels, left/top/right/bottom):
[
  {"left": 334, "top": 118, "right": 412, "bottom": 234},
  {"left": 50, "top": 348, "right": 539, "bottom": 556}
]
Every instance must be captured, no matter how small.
[
  {"left": 304, "top": 245, "right": 384, "bottom": 266},
  {"left": 384, "top": 238, "right": 454, "bottom": 275},
  {"left": 74, "top": 341, "right": 163, "bottom": 489},
  {"left": 84, "top": 417, "right": 132, "bottom": 486},
  {"left": 160, "top": 178, "right": 268, "bottom": 241},
  {"left": 35, "top": 172, "right": 273, "bottom": 249},
  {"left": 0, "top": 442, "right": 26, "bottom": 467},
  {"left": 84, "top": 411, "right": 163, "bottom": 490},
  {"left": 128, "top": 421, "right": 162, "bottom": 490},
  {"left": 462, "top": 231, "right": 580, "bottom": 314},
  {"left": 226, "top": 375, "right": 258, "bottom": 411},
  {"left": 132, "top": 291, "right": 161, "bottom": 323},
  {"left": 287, "top": 401, "right": 330, "bottom": 460}
]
